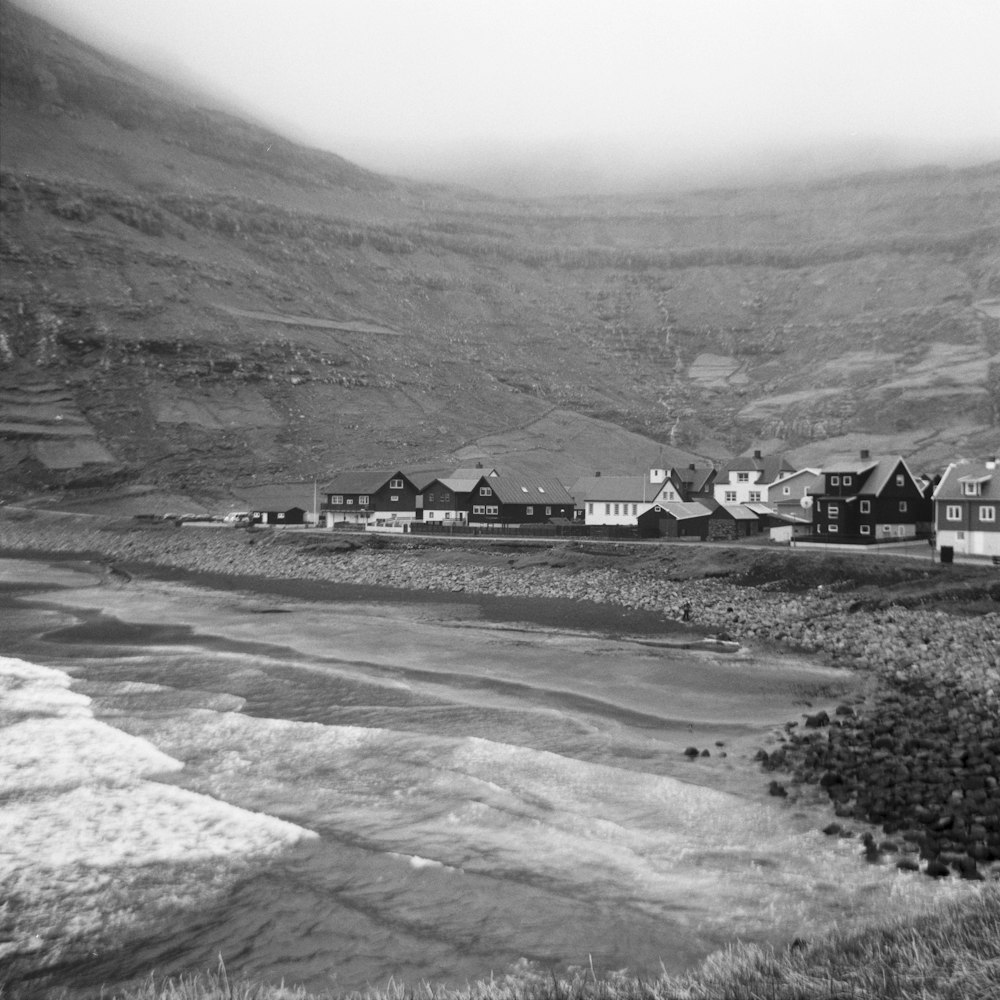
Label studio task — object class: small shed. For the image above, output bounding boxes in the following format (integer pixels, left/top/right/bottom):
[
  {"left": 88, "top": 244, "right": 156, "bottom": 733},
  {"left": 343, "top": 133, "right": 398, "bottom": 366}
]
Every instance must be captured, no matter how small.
[
  {"left": 637, "top": 502, "right": 711, "bottom": 539},
  {"left": 707, "top": 503, "right": 760, "bottom": 540},
  {"left": 250, "top": 506, "right": 307, "bottom": 526}
]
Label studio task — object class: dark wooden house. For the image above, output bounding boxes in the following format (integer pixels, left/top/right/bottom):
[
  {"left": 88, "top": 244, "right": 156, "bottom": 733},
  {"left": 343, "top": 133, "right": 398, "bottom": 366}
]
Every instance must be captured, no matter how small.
[{"left": 320, "top": 470, "right": 419, "bottom": 527}]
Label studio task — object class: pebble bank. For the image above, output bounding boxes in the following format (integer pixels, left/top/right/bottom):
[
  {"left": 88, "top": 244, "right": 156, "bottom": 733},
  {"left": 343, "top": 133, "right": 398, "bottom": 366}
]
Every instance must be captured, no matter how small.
[{"left": 3, "top": 513, "right": 998, "bottom": 880}]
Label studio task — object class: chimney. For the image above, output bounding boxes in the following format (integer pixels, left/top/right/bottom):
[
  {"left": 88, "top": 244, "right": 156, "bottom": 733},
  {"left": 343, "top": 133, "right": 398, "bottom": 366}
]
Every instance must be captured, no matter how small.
[
  {"left": 595, "top": 471, "right": 601, "bottom": 477},
  {"left": 987, "top": 457, "right": 997, "bottom": 470},
  {"left": 689, "top": 463, "right": 696, "bottom": 470},
  {"left": 753, "top": 449, "right": 762, "bottom": 459},
  {"left": 860, "top": 449, "right": 870, "bottom": 460},
  {"left": 475, "top": 461, "right": 483, "bottom": 468}
]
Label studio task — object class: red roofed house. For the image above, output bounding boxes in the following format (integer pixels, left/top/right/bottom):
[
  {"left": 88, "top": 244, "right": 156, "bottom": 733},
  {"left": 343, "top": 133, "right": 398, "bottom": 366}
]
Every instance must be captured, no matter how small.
[{"left": 932, "top": 458, "right": 1000, "bottom": 558}]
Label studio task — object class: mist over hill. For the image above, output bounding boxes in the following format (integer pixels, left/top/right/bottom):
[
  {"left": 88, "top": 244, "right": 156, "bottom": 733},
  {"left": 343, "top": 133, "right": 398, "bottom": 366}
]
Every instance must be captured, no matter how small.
[{"left": 2, "top": 0, "right": 998, "bottom": 499}]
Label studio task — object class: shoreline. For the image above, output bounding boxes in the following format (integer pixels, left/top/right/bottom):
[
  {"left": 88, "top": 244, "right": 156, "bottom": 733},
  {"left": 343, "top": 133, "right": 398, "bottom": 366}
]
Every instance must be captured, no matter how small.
[{"left": 2, "top": 509, "right": 999, "bottom": 880}]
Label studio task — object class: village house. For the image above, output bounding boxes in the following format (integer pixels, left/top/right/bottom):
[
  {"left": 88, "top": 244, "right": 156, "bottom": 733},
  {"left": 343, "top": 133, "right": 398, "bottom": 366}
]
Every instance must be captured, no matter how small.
[
  {"left": 249, "top": 506, "right": 307, "bottom": 526},
  {"left": 320, "top": 469, "right": 420, "bottom": 528},
  {"left": 636, "top": 501, "right": 712, "bottom": 539},
  {"left": 467, "top": 473, "right": 575, "bottom": 525},
  {"left": 419, "top": 474, "right": 482, "bottom": 525},
  {"left": 809, "top": 451, "right": 932, "bottom": 541},
  {"left": 663, "top": 464, "right": 716, "bottom": 502},
  {"left": 572, "top": 469, "right": 673, "bottom": 526},
  {"left": 712, "top": 450, "right": 796, "bottom": 505},
  {"left": 932, "top": 457, "right": 1000, "bottom": 558}
]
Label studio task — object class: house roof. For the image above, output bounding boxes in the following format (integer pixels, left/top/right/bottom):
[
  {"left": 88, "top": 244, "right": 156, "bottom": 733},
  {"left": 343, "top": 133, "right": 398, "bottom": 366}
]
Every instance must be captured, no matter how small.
[
  {"left": 717, "top": 454, "right": 795, "bottom": 484},
  {"left": 744, "top": 501, "right": 778, "bottom": 515},
  {"left": 570, "top": 475, "right": 661, "bottom": 504},
  {"left": 648, "top": 501, "right": 712, "bottom": 520},
  {"left": 862, "top": 456, "right": 917, "bottom": 495},
  {"left": 934, "top": 461, "right": 999, "bottom": 501},
  {"left": 718, "top": 504, "right": 759, "bottom": 520},
  {"left": 435, "top": 477, "right": 482, "bottom": 493},
  {"left": 671, "top": 466, "right": 715, "bottom": 492},
  {"left": 485, "top": 475, "right": 575, "bottom": 505},
  {"left": 453, "top": 466, "right": 499, "bottom": 479},
  {"left": 320, "top": 469, "right": 411, "bottom": 494}
]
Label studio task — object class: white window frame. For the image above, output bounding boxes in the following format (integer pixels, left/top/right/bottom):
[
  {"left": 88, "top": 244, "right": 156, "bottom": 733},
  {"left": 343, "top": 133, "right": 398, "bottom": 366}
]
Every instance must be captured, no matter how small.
[
  {"left": 828, "top": 504, "right": 839, "bottom": 519},
  {"left": 473, "top": 505, "right": 485, "bottom": 515},
  {"left": 545, "top": 506, "right": 551, "bottom": 516},
  {"left": 843, "top": 476, "right": 852, "bottom": 487},
  {"left": 963, "top": 482, "right": 981, "bottom": 497},
  {"left": 899, "top": 501, "right": 907, "bottom": 513},
  {"left": 860, "top": 499, "right": 871, "bottom": 514},
  {"left": 587, "top": 503, "right": 593, "bottom": 515},
  {"left": 829, "top": 524, "right": 839, "bottom": 533},
  {"left": 331, "top": 495, "right": 343, "bottom": 505},
  {"left": 526, "top": 506, "right": 533, "bottom": 515},
  {"left": 737, "top": 472, "right": 749, "bottom": 483},
  {"left": 830, "top": 475, "right": 840, "bottom": 486},
  {"left": 946, "top": 505, "right": 962, "bottom": 521},
  {"left": 346, "top": 498, "right": 354, "bottom": 505},
  {"left": 860, "top": 525, "right": 870, "bottom": 535},
  {"left": 358, "top": 495, "right": 369, "bottom": 505},
  {"left": 896, "top": 474, "right": 905, "bottom": 487},
  {"left": 749, "top": 491, "right": 761, "bottom": 502},
  {"left": 390, "top": 495, "right": 399, "bottom": 503},
  {"left": 485, "top": 505, "right": 498, "bottom": 515},
  {"left": 390, "top": 478, "right": 404, "bottom": 490},
  {"left": 725, "top": 491, "right": 737, "bottom": 503},
  {"left": 480, "top": 486, "right": 492, "bottom": 497},
  {"left": 980, "top": 505, "right": 996, "bottom": 522}
]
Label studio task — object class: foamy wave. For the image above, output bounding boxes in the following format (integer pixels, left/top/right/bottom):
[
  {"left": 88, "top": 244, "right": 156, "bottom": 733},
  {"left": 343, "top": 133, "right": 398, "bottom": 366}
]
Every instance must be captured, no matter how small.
[{"left": 1, "top": 654, "right": 316, "bottom": 969}]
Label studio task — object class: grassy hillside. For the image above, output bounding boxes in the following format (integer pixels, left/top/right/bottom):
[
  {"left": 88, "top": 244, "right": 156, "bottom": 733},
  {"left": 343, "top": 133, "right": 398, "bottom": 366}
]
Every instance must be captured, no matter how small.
[{"left": 1, "top": 0, "right": 998, "bottom": 499}]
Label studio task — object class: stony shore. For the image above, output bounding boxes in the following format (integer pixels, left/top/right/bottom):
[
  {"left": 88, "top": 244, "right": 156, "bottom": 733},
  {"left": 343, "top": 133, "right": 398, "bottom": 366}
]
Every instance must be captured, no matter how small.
[{"left": 3, "top": 511, "right": 999, "bottom": 880}]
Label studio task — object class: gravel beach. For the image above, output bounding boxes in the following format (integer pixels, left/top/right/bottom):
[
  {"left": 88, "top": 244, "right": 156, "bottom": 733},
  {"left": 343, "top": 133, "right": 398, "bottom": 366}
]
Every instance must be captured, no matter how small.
[{"left": 3, "top": 509, "right": 999, "bottom": 880}]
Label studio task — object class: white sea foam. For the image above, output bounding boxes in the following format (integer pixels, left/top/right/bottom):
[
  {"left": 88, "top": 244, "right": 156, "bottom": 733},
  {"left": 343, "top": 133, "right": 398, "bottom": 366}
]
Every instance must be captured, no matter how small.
[{"left": 0, "top": 655, "right": 316, "bottom": 970}]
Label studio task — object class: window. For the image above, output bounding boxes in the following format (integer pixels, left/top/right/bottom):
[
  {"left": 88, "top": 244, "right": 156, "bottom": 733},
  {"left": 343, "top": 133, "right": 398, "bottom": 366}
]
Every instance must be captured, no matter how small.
[
  {"left": 331, "top": 495, "right": 343, "bottom": 505},
  {"left": 346, "top": 498, "right": 354, "bottom": 505},
  {"left": 587, "top": 503, "right": 593, "bottom": 515},
  {"left": 480, "top": 486, "right": 492, "bottom": 496},
  {"left": 980, "top": 505, "right": 996, "bottom": 522},
  {"left": 882, "top": 525, "right": 891, "bottom": 534},
  {"left": 860, "top": 525, "right": 870, "bottom": 535},
  {"left": 831, "top": 476, "right": 840, "bottom": 486},
  {"left": 613, "top": 504, "right": 620, "bottom": 515},
  {"left": 390, "top": 479, "right": 403, "bottom": 489},
  {"left": 828, "top": 504, "right": 839, "bottom": 519},
  {"left": 631, "top": 504, "right": 637, "bottom": 515},
  {"left": 963, "top": 482, "right": 981, "bottom": 496},
  {"left": 843, "top": 476, "right": 852, "bottom": 487},
  {"left": 486, "top": 505, "right": 498, "bottom": 515},
  {"left": 749, "top": 491, "right": 761, "bottom": 502},
  {"left": 829, "top": 524, "right": 839, "bottom": 533},
  {"left": 899, "top": 501, "right": 907, "bottom": 513},
  {"left": 860, "top": 500, "right": 871, "bottom": 514},
  {"left": 545, "top": 506, "right": 551, "bottom": 516},
  {"left": 895, "top": 474, "right": 905, "bottom": 487},
  {"left": 737, "top": 472, "right": 749, "bottom": 483},
  {"left": 725, "top": 491, "right": 737, "bottom": 503},
  {"left": 277, "top": 512, "right": 285, "bottom": 519},
  {"left": 390, "top": 495, "right": 399, "bottom": 503},
  {"left": 605, "top": 504, "right": 610, "bottom": 515},
  {"left": 359, "top": 495, "right": 369, "bottom": 505},
  {"left": 473, "top": 505, "right": 485, "bottom": 514},
  {"left": 526, "top": 506, "right": 533, "bottom": 515},
  {"left": 783, "top": 486, "right": 791, "bottom": 496},
  {"left": 946, "top": 505, "right": 962, "bottom": 521},
  {"left": 442, "top": 492, "right": 450, "bottom": 501}
]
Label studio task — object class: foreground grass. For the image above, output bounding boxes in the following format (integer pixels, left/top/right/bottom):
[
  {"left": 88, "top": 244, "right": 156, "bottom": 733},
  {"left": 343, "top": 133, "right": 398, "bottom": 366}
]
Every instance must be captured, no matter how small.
[{"left": 99, "top": 883, "right": 1000, "bottom": 1000}]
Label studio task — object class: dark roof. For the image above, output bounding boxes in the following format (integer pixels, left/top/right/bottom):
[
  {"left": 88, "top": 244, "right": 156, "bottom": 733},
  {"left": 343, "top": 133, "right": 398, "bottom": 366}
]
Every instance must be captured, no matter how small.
[
  {"left": 671, "top": 466, "right": 715, "bottom": 491},
  {"left": 486, "top": 475, "right": 575, "bottom": 505},
  {"left": 321, "top": 470, "right": 412, "bottom": 494},
  {"left": 717, "top": 454, "right": 795, "bottom": 484}
]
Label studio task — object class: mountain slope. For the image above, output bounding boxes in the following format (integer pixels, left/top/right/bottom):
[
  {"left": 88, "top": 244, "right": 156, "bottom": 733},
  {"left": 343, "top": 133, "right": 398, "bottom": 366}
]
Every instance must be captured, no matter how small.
[{"left": 2, "top": 0, "right": 998, "bottom": 497}]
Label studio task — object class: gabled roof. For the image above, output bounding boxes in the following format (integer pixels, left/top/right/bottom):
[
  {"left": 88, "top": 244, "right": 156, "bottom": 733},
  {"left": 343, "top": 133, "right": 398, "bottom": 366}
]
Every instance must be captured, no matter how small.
[
  {"left": 434, "top": 477, "right": 481, "bottom": 493},
  {"left": 670, "top": 466, "right": 715, "bottom": 492},
  {"left": 321, "top": 469, "right": 412, "bottom": 494},
  {"left": 647, "top": 501, "right": 712, "bottom": 520},
  {"left": 717, "top": 504, "right": 759, "bottom": 520},
  {"left": 717, "top": 454, "right": 795, "bottom": 484},
  {"left": 484, "top": 475, "right": 575, "bottom": 505},
  {"left": 862, "top": 456, "right": 918, "bottom": 496},
  {"left": 822, "top": 459, "right": 879, "bottom": 476},
  {"left": 933, "top": 460, "right": 999, "bottom": 501},
  {"left": 570, "top": 475, "right": 661, "bottom": 504}
]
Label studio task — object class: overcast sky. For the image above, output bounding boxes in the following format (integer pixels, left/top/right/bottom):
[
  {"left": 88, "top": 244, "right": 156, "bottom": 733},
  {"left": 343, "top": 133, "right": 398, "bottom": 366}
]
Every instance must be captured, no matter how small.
[{"left": 19, "top": 0, "right": 1000, "bottom": 192}]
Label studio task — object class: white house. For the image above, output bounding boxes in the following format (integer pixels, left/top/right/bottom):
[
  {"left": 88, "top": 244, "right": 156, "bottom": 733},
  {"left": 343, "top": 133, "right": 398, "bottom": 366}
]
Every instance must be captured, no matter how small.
[
  {"left": 713, "top": 450, "right": 796, "bottom": 505},
  {"left": 933, "top": 458, "right": 1000, "bottom": 558},
  {"left": 573, "top": 469, "right": 670, "bottom": 526}
]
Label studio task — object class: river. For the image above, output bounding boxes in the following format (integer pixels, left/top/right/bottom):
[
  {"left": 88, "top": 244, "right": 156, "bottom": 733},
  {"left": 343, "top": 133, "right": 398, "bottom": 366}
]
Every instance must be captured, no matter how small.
[{"left": 0, "top": 557, "right": 965, "bottom": 997}]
